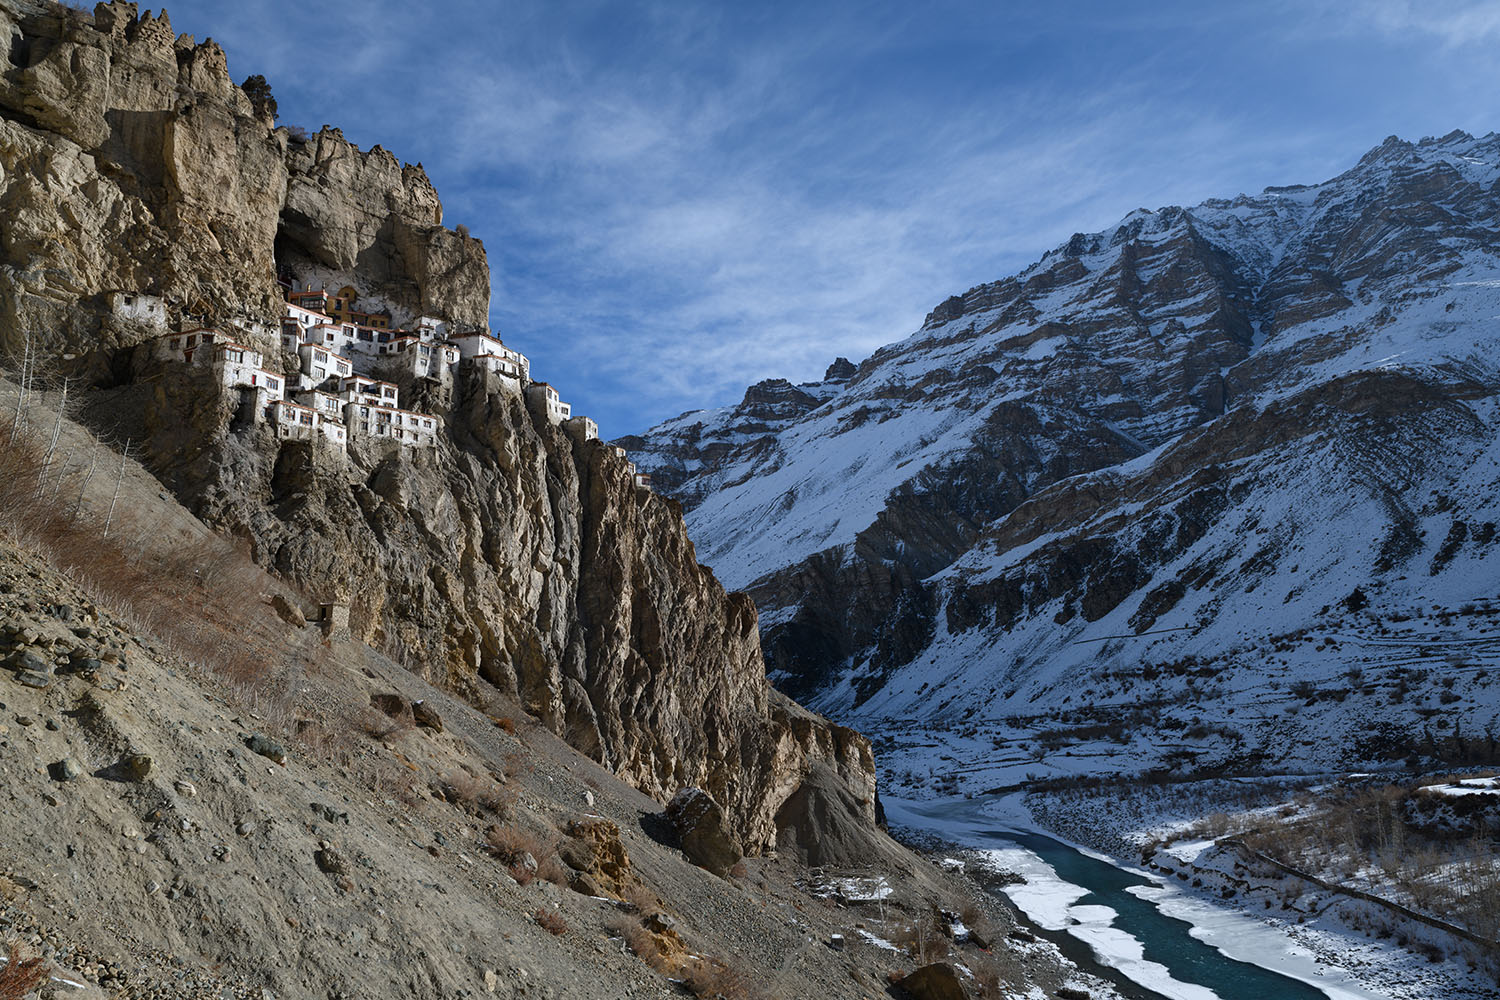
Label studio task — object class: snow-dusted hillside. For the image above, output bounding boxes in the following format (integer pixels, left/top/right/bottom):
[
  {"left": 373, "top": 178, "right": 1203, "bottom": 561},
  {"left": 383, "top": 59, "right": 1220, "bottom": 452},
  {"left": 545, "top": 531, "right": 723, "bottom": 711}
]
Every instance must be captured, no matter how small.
[{"left": 626, "top": 131, "right": 1500, "bottom": 782}]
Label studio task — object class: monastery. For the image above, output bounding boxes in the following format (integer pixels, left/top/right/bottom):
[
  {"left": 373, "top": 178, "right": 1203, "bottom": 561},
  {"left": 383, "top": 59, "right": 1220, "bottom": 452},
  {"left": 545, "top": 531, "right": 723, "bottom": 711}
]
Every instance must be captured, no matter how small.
[{"left": 149, "top": 284, "right": 630, "bottom": 472}]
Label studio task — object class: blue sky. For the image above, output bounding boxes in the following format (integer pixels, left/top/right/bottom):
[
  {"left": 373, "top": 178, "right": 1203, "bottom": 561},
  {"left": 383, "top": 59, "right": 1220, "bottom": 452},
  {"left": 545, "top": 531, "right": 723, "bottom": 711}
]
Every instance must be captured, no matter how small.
[{"left": 167, "top": 0, "right": 1500, "bottom": 436}]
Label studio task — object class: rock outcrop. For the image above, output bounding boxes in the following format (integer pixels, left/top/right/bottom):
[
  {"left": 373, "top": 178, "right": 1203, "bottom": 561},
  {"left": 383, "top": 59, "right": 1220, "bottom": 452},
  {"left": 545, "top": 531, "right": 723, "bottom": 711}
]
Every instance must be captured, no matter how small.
[
  {"left": 0, "top": 0, "right": 876, "bottom": 854},
  {"left": 278, "top": 127, "right": 490, "bottom": 328},
  {"left": 0, "top": 0, "right": 488, "bottom": 363}
]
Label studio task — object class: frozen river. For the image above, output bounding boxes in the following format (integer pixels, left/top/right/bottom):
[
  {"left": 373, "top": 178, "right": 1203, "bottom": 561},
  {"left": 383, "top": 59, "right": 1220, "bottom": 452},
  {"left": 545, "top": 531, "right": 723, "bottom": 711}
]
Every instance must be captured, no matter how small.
[{"left": 887, "top": 796, "right": 1385, "bottom": 1000}]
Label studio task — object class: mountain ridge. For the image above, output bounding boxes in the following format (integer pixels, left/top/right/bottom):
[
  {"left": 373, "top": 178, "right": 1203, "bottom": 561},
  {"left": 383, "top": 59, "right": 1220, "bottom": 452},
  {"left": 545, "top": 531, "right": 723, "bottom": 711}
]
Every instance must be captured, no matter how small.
[{"left": 627, "top": 128, "right": 1500, "bottom": 778}]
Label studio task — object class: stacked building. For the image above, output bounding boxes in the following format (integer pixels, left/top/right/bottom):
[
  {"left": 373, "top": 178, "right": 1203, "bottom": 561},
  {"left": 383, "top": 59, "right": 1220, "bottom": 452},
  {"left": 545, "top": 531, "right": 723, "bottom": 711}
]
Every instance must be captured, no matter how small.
[{"left": 147, "top": 283, "right": 645, "bottom": 481}]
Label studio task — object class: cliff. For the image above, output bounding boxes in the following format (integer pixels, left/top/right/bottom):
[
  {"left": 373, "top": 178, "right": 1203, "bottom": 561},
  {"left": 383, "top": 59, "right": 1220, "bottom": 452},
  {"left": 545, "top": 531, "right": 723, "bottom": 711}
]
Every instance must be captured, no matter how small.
[
  {"left": 0, "top": 0, "right": 488, "bottom": 361},
  {"left": 0, "top": 0, "right": 875, "bottom": 852}
]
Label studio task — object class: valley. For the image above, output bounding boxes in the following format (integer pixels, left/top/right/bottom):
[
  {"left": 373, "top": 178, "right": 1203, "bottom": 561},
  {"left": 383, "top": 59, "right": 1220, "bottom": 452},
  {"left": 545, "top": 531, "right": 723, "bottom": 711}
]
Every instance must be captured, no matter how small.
[{"left": 630, "top": 132, "right": 1500, "bottom": 996}]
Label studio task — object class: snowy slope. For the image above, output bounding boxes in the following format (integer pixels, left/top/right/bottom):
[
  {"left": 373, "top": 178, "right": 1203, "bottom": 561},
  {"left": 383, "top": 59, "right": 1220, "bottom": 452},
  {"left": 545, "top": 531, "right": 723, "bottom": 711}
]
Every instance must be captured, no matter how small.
[{"left": 626, "top": 131, "right": 1500, "bottom": 779}]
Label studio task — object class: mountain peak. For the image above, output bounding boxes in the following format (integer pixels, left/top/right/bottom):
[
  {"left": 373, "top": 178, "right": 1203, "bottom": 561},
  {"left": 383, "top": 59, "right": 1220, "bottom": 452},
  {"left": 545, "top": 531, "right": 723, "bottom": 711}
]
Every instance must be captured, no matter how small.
[{"left": 824, "top": 357, "right": 858, "bottom": 382}]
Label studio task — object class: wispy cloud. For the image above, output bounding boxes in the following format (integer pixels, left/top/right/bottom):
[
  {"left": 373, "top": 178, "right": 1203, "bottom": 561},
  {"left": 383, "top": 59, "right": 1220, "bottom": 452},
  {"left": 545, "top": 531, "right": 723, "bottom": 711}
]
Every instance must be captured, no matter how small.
[
  {"left": 1326, "top": 0, "right": 1500, "bottom": 47},
  {"left": 169, "top": 0, "right": 1500, "bottom": 435}
]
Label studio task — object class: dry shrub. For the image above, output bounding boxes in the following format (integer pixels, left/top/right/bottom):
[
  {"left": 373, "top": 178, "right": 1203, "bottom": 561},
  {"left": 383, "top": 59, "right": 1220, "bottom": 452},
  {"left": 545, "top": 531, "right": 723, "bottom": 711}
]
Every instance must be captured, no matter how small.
[
  {"left": 680, "top": 956, "right": 761, "bottom": 1000},
  {"left": 728, "top": 860, "right": 748, "bottom": 880},
  {"left": 487, "top": 822, "right": 561, "bottom": 883},
  {"left": 439, "top": 771, "right": 516, "bottom": 819},
  {"left": 502, "top": 751, "right": 531, "bottom": 780},
  {"left": 0, "top": 941, "right": 47, "bottom": 1000},
  {"left": 355, "top": 705, "right": 414, "bottom": 742},
  {"left": 534, "top": 908, "right": 568, "bottom": 936},
  {"left": 608, "top": 915, "right": 670, "bottom": 972},
  {"left": 889, "top": 913, "right": 948, "bottom": 964},
  {"left": 621, "top": 881, "right": 659, "bottom": 914},
  {"left": 494, "top": 716, "right": 516, "bottom": 735},
  {"left": 969, "top": 947, "right": 1024, "bottom": 999}
]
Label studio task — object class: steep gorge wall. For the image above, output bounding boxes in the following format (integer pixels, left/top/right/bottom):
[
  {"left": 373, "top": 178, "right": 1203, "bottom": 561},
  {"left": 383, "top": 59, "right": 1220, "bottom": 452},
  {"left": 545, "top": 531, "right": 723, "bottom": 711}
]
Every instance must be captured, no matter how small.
[{"left": 0, "top": 0, "right": 875, "bottom": 850}]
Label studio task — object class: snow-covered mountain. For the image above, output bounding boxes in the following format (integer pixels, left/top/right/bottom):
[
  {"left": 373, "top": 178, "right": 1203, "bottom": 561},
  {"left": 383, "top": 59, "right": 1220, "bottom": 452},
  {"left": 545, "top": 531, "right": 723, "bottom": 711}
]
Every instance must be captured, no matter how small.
[{"left": 624, "top": 131, "right": 1500, "bottom": 784}]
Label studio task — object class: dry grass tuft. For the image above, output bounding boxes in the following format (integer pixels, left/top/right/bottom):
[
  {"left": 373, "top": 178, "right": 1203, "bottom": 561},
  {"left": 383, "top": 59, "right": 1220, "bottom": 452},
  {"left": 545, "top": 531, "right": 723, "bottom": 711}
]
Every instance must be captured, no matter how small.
[
  {"left": 487, "top": 822, "right": 563, "bottom": 884},
  {"left": 438, "top": 771, "right": 516, "bottom": 819},
  {"left": 620, "top": 881, "right": 659, "bottom": 914},
  {"left": 534, "top": 908, "right": 568, "bottom": 936},
  {"left": 679, "top": 956, "right": 761, "bottom": 999},
  {"left": 0, "top": 941, "right": 48, "bottom": 1000}
]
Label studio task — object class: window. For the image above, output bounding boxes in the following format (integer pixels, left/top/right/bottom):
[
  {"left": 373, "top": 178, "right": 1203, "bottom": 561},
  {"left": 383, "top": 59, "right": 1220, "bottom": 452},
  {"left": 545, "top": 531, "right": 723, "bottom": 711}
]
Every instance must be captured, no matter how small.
[
  {"left": 169, "top": 338, "right": 181, "bottom": 350},
  {"left": 266, "top": 378, "right": 280, "bottom": 390}
]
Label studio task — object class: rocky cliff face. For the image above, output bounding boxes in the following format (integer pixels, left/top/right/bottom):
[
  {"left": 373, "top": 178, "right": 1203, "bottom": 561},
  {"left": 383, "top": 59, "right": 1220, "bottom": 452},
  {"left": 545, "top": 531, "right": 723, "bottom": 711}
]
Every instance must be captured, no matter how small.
[
  {"left": 0, "top": 0, "right": 488, "bottom": 360},
  {"left": 109, "top": 365, "right": 874, "bottom": 851},
  {"left": 630, "top": 131, "right": 1500, "bottom": 772},
  {"left": 0, "top": 0, "right": 876, "bottom": 851}
]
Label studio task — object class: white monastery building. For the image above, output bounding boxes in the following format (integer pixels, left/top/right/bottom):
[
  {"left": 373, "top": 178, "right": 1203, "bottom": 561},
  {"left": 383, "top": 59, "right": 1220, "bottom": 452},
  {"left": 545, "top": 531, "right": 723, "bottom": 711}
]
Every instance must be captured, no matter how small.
[{"left": 145, "top": 283, "right": 627, "bottom": 471}]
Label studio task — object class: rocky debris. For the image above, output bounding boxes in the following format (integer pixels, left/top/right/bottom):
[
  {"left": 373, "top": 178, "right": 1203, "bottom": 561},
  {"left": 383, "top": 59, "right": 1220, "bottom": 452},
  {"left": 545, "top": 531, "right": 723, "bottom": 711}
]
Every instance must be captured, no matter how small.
[
  {"left": 245, "top": 734, "right": 288, "bottom": 765},
  {"left": 119, "top": 753, "right": 152, "bottom": 782},
  {"left": 773, "top": 761, "right": 891, "bottom": 868},
  {"left": 311, "top": 802, "right": 350, "bottom": 825},
  {"left": 412, "top": 700, "right": 442, "bottom": 731},
  {"left": 13, "top": 669, "right": 51, "bottom": 689},
  {"left": 896, "top": 963, "right": 970, "bottom": 1000},
  {"left": 665, "top": 787, "right": 741, "bottom": 876},
  {"left": 0, "top": 535, "right": 1088, "bottom": 1000},
  {"left": 49, "top": 758, "right": 82, "bottom": 782},
  {"left": 313, "top": 845, "right": 348, "bottom": 876},
  {"left": 1055, "top": 989, "right": 1091, "bottom": 1000}
]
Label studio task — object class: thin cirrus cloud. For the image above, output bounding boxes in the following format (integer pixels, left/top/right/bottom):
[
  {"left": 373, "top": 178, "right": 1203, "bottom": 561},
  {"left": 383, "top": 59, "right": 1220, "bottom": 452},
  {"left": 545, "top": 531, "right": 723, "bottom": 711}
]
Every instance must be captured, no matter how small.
[{"left": 171, "top": 0, "right": 1500, "bottom": 436}]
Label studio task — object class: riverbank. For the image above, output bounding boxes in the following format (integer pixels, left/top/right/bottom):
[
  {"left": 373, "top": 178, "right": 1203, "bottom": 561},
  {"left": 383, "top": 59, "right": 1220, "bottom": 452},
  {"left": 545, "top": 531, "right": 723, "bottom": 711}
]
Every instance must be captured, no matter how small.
[{"left": 884, "top": 794, "right": 1492, "bottom": 1000}]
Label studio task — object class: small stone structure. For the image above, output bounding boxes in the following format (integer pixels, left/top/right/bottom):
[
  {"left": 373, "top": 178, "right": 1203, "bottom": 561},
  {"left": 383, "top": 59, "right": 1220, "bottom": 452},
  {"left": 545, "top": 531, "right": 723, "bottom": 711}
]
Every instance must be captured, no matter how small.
[{"left": 317, "top": 601, "right": 351, "bottom": 642}]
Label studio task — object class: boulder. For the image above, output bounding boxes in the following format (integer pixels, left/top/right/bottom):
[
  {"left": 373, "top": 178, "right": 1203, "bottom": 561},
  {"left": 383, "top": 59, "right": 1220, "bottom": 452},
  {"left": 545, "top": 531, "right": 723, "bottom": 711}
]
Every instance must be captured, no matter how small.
[
  {"left": 898, "top": 963, "right": 970, "bottom": 1000},
  {"left": 412, "top": 700, "right": 443, "bottom": 731},
  {"left": 665, "top": 787, "right": 741, "bottom": 876},
  {"left": 314, "top": 847, "right": 348, "bottom": 875},
  {"left": 271, "top": 593, "right": 306, "bottom": 628},
  {"left": 120, "top": 754, "right": 153, "bottom": 782},
  {"left": 49, "top": 758, "right": 82, "bottom": 782},
  {"left": 246, "top": 733, "right": 289, "bottom": 765},
  {"left": 560, "top": 817, "right": 634, "bottom": 896}
]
